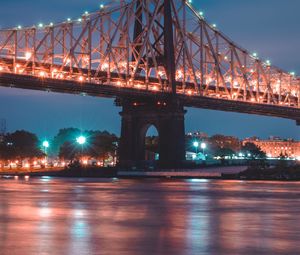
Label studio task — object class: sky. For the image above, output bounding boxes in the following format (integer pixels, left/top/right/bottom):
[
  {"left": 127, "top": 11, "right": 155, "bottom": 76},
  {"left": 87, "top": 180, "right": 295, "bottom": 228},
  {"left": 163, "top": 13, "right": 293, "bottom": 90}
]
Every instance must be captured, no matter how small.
[{"left": 0, "top": 0, "right": 299, "bottom": 140}]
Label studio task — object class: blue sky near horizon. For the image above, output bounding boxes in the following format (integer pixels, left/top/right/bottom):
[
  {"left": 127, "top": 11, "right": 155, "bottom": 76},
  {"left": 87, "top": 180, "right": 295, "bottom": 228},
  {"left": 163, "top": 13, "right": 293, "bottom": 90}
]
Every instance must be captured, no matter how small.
[{"left": 0, "top": 0, "right": 299, "bottom": 139}]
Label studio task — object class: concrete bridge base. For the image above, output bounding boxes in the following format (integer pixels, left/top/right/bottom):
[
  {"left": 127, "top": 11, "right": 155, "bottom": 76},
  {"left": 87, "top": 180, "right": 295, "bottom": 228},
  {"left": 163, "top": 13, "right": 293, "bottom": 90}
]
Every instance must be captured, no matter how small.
[{"left": 118, "top": 97, "right": 186, "bottom": 168}]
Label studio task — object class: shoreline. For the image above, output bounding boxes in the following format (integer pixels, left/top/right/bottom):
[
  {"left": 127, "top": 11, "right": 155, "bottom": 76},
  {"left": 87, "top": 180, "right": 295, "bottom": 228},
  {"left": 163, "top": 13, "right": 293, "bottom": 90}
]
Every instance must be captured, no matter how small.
[{"left": 1, "top": 165, "right": 300, "bottom": 182}]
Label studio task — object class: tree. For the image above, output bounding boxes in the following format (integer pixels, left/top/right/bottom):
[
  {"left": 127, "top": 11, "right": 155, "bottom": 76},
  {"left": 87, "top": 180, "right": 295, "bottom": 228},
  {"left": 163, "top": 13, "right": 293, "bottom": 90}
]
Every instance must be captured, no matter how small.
[
  {"left": 209, "top": 134, "right": 241, "bottom": 153},
  {"left": 242, "top": 142, "right": 266, "bottom": 159},
  {"left": 214, "top": 147, "right": 235, "bottom": 158},
  {"left": 59, "top": 141, "right": 78, "bottom": 160},
  {"left": 0, "top": 130, "right": 44, "bottom": 160},
  {"left": 145, "top": 136, "right": 159, "bottom": 154},
  {"left": 57, "top": 129, "right": 118, "bottom": 162},
  {"left": 87, "top": 131, "right": 118, "bottom": 160},
  {"left": 51, "top": 128, "right": 82, "bottom": 156}
]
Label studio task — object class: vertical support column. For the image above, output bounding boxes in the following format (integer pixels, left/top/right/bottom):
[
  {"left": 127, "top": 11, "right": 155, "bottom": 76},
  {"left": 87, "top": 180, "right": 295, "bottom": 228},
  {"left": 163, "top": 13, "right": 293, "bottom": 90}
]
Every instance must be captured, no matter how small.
[
  {"left": 200, "top": 20, "right": 204, "bottom": 95},
  {"left": 118, "top": 97, "right": 186, "bottom": 169},
  {"left": 132, "top": 0, "right": 143, "bottom": 78},
  {"left": 133, "top": 0, "right": 143, "bottom": 60},
  {"left": 13, "top": 30, "right": 17, "bottom": 73},
  {"left": 118, "top": 99, "right": 148, "bottom": 168},
  {"left": 164, "top": 0, "right": 176, "bottom": 94},
  {"left": 119, "top": 110, "right": 134, "bottom": 166},
  {"left": 87, "top": 21, "right": 92, "bottom": 82},
  {"left": 158, "top": 101, "right": 186, "bottom": 167}
]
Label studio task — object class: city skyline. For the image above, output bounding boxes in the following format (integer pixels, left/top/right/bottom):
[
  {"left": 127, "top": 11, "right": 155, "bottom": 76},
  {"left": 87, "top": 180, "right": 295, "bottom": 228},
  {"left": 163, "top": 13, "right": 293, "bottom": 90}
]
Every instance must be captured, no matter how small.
[{"left": 0, "top": 0, "right": 299, "bottom": 139}]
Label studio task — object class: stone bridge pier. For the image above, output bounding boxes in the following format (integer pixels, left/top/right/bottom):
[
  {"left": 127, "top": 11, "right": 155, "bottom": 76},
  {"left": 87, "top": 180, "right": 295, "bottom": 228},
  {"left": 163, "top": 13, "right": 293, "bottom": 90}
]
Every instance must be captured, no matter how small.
[{"left": 117, "top": 97, "right": 186, "bottom": 168}]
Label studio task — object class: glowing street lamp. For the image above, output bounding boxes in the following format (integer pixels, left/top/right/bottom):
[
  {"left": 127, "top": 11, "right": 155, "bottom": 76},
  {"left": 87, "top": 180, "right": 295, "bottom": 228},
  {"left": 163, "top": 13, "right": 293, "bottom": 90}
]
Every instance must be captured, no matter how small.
[
  {"left": 201, "top": 142, "right": 207, "bottom": 155},
  {"left": 42, "top": 140, "right": 50, "bottom": 163},
  {"left": 193, "top": 141, "right": 199, "bottom": 158},
  {"left": 76, "top": 135, "right": 87, "bottom": 164},
  {"left": 42, "top": 140, "right": 49, "bottom": 149},
  {"left": 76, "top": 136, "right": 86, "bottom": 145}
]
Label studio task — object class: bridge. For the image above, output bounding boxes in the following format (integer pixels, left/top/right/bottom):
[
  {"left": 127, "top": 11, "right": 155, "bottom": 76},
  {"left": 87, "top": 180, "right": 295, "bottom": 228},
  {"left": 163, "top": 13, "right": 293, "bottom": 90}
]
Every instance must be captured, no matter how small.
[{"left": 0, "top": 0, "right": 299, "bottom": 167}]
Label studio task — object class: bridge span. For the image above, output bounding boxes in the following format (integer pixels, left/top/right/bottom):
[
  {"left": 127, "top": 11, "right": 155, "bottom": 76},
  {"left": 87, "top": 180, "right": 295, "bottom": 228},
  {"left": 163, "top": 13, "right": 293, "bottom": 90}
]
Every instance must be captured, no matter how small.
[{"left": 0, "top": 0, "right": 299, "bottom": 167}]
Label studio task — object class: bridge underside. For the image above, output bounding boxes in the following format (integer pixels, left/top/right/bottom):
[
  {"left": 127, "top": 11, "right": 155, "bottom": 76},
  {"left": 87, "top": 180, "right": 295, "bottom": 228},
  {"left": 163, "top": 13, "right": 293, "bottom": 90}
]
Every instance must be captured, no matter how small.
[{"left": 0, "top": 72, "right": 300, "bottom": 124}]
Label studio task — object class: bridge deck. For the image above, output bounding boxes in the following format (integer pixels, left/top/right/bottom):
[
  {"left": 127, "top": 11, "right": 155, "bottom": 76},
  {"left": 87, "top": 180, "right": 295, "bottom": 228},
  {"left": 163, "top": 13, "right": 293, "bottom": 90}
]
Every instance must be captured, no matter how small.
[{"left": 0, "top": 71, "right": 299, "bottom": 123}]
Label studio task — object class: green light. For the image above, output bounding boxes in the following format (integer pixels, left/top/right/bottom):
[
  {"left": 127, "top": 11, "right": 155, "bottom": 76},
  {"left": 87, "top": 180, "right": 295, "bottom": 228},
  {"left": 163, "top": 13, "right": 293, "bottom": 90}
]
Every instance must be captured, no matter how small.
[
  {"left": 193, "top": 141, "right": 199, "bottom": 148},
  {"left": 76, "top": 136, "right": 86, "bottom": 145},
  {"left": 42, "top": 140, "right": 49, "bottom": 148}
]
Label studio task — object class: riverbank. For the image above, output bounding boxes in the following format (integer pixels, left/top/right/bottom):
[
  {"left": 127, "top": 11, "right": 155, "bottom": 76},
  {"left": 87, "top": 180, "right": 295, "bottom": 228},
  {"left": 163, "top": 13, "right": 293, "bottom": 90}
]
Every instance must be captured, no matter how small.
[
  {"left": 0, "top": 165, "right": 245, "bottom": 179},
  {"left": 222, "top": 165, "right": 300, "bottom": 181},
  {"left": 6, "top": 167, "right": 118, "bottom": 178},
  {"left": 2, "top": 164, "right": 300, "bottom": 181}
]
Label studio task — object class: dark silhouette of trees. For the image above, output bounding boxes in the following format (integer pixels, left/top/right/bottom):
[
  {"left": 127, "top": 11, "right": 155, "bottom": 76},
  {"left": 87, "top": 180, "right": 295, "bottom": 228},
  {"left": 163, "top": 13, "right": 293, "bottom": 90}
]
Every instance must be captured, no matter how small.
[
  {"left": 58, "top": 141, "right": 78, "bottom": 160},
  {"left": 88, "top": 131, "right": 118, "bottom": 160},
  {"left": 214, "top": 147, "right": 235, "bottom": 158},
  {"left": 145, "top": 136, "right": 159, "bottom": 154},
  {"left": 0, "top": 130, "right": 44, "bottom": 160},
  {"left": 209, "top": 134, "right": 241, "bottom": 152},
  {"left": 50, "top": 128, "right": 82, "bottom": 156},
  {"left": 0, "top": 128, "right": 118, "bottom": 164},
  {"left": 57, "top": 129, "right": 118, "bottom": 161},
  {"left": 242, "top": 142, "right": 266, "bottom": 159}
]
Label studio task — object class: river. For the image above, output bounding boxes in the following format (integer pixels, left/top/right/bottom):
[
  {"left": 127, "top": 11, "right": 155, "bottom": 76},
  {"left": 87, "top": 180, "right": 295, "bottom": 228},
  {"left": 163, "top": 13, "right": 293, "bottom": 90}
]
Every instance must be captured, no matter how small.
[{"left": 0, "top": 177, "right": 299, "bottom": 255}]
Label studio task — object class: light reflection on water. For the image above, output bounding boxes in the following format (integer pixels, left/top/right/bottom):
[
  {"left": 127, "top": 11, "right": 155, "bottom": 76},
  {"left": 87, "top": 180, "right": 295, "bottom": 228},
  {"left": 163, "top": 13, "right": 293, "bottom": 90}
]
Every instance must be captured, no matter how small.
[{"left": 0, "top": 177, "right": 300, "bottom": 255}]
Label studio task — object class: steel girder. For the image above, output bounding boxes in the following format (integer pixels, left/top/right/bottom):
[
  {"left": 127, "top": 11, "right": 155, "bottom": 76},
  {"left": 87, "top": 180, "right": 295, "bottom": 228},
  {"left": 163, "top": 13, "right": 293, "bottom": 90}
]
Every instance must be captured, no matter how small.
[{"left": 0, "top": 0, "right": 299, "bottom": 109}]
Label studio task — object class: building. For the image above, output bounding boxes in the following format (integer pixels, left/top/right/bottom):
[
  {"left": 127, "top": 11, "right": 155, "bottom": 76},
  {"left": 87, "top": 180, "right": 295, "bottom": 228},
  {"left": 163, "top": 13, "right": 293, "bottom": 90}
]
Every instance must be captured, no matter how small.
[
  {"left": 209, "top": 134, "right": 241, "bottom": 152},
  {"left": 186, "top": 131, "right": 209, "bottom": 139},
  {"left": 243, "top": 137, "right": 300, "bottom": 158}
]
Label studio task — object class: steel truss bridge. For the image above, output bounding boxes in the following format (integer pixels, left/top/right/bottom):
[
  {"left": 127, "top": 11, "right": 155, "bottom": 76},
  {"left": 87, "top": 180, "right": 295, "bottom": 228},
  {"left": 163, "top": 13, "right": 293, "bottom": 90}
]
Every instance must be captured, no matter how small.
[{"left": 0, "top": 0, "right": 299, "bottom": 166}]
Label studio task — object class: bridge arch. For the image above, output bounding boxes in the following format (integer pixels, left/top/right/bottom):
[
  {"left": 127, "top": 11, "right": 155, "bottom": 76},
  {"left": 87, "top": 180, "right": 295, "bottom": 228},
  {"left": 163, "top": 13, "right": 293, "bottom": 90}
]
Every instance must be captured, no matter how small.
[
  {"left": 118, "top": 97, "right": 186, "bottom": 168},
  {"left": 143, "top": 124, "right": 159, "bottom": 161}
]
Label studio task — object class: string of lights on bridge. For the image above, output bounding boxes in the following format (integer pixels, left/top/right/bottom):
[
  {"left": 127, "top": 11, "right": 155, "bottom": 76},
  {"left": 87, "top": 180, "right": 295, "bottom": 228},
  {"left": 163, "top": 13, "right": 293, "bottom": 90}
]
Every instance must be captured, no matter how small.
[
  {"left": 2, "top": 0, "right": 295, "bottom": 78},
  {"left": 0, "top": 0, "right": 298, "bottom": 107}
]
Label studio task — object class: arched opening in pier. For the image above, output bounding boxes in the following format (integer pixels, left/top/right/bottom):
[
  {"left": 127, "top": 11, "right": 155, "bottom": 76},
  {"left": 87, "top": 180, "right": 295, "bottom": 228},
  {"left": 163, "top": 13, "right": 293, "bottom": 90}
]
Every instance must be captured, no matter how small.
[{"left": 144, "top": 125, "right": 159, "bottom": 161}]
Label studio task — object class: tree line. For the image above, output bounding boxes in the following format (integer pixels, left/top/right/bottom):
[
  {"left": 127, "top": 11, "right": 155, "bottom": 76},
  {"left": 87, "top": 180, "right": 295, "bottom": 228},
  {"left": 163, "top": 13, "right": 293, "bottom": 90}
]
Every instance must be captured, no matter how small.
[
  {"left": 145, "top": 134, "right": 266, "bottom": 159},
  {"left": 0, "top": 128, "right": 118, "bottom": 162},
  {"left": 0, "top": 129, "right": 265, "bottom": 162}
]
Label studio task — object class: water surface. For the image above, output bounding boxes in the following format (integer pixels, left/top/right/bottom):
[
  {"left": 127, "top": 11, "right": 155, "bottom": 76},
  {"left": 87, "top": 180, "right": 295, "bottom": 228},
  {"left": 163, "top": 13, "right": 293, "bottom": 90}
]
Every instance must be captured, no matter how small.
[{"left": 0, "top": 177, "right": 300, "bottom": 255}]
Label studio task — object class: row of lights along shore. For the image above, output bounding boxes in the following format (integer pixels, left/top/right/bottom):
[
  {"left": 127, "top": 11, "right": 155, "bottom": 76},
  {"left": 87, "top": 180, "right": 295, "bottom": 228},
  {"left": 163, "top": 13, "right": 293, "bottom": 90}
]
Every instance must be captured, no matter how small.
[
  {"left": 2, "top": 0, "right": 296, "bottom": 78},
  {"left": 4, "top": 135, "right": 87, "bottom": 180}
]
